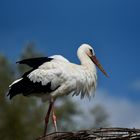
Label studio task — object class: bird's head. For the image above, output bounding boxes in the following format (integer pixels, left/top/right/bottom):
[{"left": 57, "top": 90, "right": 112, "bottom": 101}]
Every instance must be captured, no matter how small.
[{"left": 78, "top": 44, "right": 108, "bottom": 77}]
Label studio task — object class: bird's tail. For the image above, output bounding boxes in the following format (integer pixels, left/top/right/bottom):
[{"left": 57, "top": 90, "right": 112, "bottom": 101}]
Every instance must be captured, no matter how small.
[{"left": 7, "top": 78, "right": 27, "bottom": 99}]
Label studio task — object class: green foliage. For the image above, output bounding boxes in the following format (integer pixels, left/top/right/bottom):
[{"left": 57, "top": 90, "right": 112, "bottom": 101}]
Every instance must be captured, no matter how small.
[
  {"left": 0, "top": 44, "right": 45, "bottom": 140},
  {"left": 0, "top": 54, "right": 14, "bottom": 94}
]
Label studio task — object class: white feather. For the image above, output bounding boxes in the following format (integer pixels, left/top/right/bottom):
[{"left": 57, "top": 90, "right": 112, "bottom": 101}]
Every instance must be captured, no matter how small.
[
  {"left": 27, "top": 48, "right": 97, "bottom": 100},
  {"left": 9, "top": 78, "right": 23, "bottom": 87},
  {"left": 50, "top": 55, "right": 70, "bottom": 62}
]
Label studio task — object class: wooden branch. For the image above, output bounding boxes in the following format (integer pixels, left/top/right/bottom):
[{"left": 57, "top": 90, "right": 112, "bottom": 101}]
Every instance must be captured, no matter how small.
[{"left": 37, "top": 127, "right": 140, "bottom": 140}]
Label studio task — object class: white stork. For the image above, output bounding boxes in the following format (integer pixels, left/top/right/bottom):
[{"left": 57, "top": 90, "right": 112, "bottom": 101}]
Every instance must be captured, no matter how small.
[{"left": 7, "top": 44, "right": 108, "bottom": 136}]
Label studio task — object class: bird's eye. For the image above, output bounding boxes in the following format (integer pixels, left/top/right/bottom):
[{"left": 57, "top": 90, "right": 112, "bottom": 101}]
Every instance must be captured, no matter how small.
[{"left": 90, "top": 49, "right": 93, "bottom": 54}]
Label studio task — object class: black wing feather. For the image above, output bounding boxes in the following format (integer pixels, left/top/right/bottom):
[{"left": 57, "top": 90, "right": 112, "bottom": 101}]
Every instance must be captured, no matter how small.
[
  {"left": 16, "top": 57, "right": 53, "bottom": 68},
  {"left": 8, "top": 77, "right": 53, "bottom": 99},
  {"left": 7, "top": 57, "right": 57, "bottom": 99}
]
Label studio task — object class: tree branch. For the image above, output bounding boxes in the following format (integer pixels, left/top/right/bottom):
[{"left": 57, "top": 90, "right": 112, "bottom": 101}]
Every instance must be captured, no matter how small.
[{"left": 37, "top": 127, "right": 140, "bottom": 140}]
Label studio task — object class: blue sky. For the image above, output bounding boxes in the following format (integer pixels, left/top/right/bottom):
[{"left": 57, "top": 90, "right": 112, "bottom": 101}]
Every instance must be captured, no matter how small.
[{"left": 0, "top": 0, "right": 140, "bottom": 126}]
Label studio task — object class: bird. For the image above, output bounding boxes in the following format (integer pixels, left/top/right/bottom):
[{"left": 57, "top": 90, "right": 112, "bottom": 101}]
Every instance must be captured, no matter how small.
[{"left": 7, "top": 43, "right": 108, "bottom": 137}]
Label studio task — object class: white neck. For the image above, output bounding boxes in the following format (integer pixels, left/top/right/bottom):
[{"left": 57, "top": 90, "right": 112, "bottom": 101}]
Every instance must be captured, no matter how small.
[{"left": 77, "top": 50, "right": 96, "bottom": 72}]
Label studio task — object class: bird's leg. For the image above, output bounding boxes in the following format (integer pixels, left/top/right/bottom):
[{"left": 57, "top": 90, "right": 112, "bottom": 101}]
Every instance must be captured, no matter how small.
[
  {"left": 52, "top": 104, "right": 58, "bottom": 132},
  {"left": 43, "top": 99, "right": 54, "bottom": 136}
]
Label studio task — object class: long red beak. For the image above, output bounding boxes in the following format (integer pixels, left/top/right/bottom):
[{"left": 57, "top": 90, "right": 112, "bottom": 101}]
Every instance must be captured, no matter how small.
[{"left": 91, "top": 55, "right": 108, "bottom": 77}]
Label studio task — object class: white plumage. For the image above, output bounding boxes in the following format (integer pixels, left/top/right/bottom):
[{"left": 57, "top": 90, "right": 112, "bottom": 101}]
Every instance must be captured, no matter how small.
[
  {"left": 7, "top": 43, "right": 108, "bottom": 136},
  {"left": 28, "top": 54, "right": 97, "bottom": 100}
]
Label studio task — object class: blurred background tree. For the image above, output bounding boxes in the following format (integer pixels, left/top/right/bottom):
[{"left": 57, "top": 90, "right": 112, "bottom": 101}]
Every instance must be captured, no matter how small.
[
  {"left": 0, "top": 42, "right": 110, "bottom": 140},
  {"left": 90, "top": 104, "right": 110, "bottom": 128},
  {"left": 0, "top": 43, "right": 45, "bottom": 140}
]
